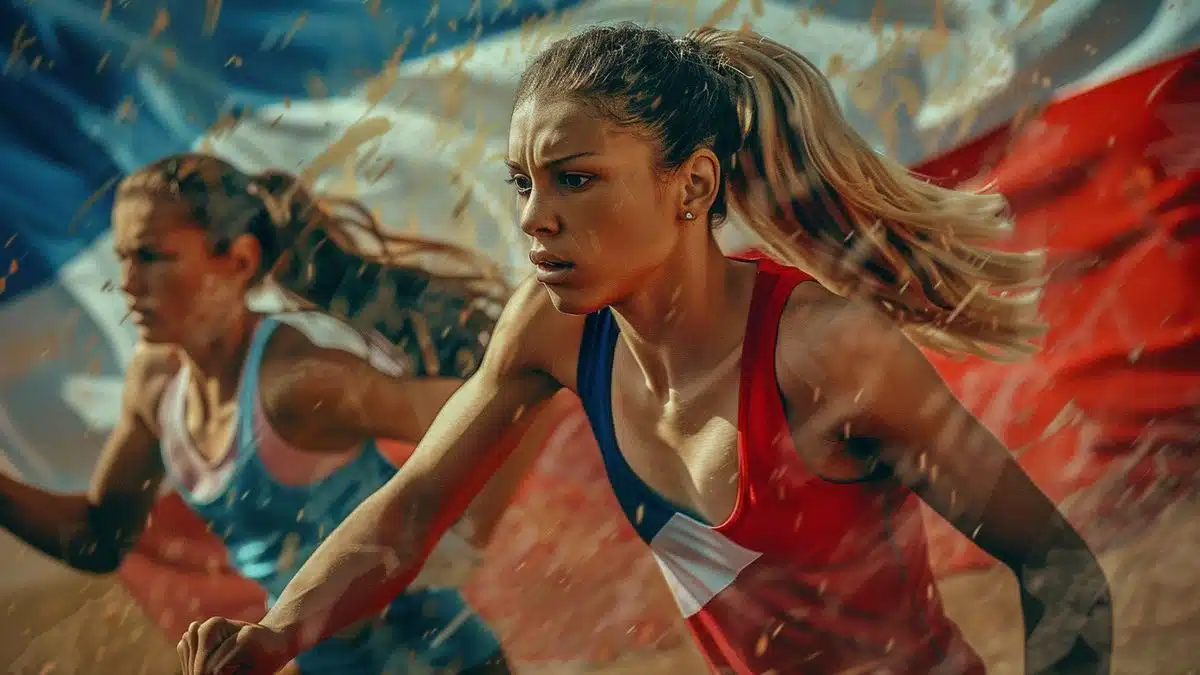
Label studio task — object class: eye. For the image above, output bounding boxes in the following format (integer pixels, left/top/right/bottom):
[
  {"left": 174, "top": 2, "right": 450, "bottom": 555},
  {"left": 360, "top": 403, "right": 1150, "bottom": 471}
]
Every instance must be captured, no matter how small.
[
  {"left": 131, "top": 246, "right": 177, "bottom": 264},
  {"left": 135, "top": 247, "right": 163, "bottom": 263},
  {"left": 505, "top": 174, "right": 532, "bottom": 196},
  {"left": 559, "top": 173, "right": 593, "bottom": 190}
]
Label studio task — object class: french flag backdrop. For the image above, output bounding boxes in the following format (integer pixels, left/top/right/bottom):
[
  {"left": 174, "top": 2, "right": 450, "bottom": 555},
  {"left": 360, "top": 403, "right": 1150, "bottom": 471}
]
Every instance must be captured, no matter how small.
[{"left": 0, "top": 0, "right": 1196, "bottom": 666}]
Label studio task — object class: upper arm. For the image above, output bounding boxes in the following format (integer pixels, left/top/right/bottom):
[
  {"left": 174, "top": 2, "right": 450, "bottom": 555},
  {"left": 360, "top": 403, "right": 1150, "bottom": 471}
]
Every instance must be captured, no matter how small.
[
  {"left": 260, "top": 331, "right": 463, "bottom": 449},
  {"left": 263, "top": 279, "right": 579, "bottom": 450},
  {"left": 778, "top": 294, "right": 1082, "bottom": 571}
]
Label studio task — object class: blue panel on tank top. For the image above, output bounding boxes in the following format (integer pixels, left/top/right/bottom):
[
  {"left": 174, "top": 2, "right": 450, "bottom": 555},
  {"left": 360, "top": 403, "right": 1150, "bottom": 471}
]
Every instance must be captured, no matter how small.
[{"left": 576, "top": 309, "right": 711, "bottom": 543}]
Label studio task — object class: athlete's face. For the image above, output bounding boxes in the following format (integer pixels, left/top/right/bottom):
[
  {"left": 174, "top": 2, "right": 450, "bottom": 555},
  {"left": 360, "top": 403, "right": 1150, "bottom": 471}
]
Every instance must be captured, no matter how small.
[
  {"left": 506, "top": 96, "right": 688, "bottom": 314},
  {"left": 112, "top": 193, "right": 255, "bottom": 346}
]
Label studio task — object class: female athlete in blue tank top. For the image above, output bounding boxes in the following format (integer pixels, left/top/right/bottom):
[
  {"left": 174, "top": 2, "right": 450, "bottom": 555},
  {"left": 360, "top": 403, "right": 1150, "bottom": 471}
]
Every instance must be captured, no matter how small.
[
  {"left": 158, "top": 313, "right": 500, "bottom": 673},
  {"left": 0, "top": 153, "right": 563, "bottom": 674}
]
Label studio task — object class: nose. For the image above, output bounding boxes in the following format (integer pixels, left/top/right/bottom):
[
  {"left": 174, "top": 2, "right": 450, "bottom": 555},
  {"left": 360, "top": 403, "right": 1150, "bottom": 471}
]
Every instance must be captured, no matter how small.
[{"left": 518, "top": 190, "right": 561, "bottom": 239}]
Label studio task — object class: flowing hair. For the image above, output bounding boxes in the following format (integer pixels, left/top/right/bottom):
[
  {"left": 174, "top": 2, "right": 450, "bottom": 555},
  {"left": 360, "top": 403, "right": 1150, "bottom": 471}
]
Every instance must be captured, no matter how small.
[
  {"left": 119, "top": 153, "right": 510, "bottom": 377},
  {"left": 516, "top": 23, "right": 1046, "bottom": 361}
]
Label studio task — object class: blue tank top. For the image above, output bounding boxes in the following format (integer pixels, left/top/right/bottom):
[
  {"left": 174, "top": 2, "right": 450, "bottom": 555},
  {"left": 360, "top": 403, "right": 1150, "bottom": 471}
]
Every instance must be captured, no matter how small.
[{"left": 158, "top": 316, "right": 500, "bottom": 672}]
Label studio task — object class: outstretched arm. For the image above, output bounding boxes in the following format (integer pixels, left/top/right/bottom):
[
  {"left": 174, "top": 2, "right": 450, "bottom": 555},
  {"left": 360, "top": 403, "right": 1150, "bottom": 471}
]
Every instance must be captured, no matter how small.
[
  {"left": 227, "top": 279, "right": 574, "bottom": 670},
  {"left": 266, "top": 366, "right": 558, "bottom": 655},
  {"left": 780, "top": 294, "right": 1112, "bottom": 675},
  {"left": 0, "top": 345, "right": 168, "bottom": 573}
]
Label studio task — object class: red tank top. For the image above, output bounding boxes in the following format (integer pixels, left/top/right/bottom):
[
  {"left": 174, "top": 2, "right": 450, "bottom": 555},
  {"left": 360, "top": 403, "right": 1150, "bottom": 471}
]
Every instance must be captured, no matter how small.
[{"left": 576, "top": 257, "right": 986, "bottom": 674}]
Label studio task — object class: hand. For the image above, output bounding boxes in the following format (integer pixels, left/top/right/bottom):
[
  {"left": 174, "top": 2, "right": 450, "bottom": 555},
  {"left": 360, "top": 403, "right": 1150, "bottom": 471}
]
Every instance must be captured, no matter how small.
[{"left": 177, "top": 617, "right": 290, "bottom": 675}]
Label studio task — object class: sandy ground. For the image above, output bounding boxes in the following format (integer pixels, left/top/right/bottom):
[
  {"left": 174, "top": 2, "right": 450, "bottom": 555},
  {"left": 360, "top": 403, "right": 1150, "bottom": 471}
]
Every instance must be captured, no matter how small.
[{"left": 3, "top": 495, "right": 1198, "bottom": 675}]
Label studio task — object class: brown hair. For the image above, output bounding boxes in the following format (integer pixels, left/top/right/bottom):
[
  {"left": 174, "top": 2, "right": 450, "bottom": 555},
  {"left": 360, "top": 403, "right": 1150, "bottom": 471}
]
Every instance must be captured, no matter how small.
[
  {"left": 118, "top": 153, "right": 510, "bottom": 377},
  {"left": 515, "top": 24, "right": 1046, "bottom": 360}
]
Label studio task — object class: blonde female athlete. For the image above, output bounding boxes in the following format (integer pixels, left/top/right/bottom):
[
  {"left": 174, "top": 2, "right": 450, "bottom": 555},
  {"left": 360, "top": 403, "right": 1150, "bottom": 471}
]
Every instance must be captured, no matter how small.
[
  {"left": 0, "top": 153, "right": 568, "bottom": 674},
  {"left": 180, "top": 24, "right": 1113, "bottom": 675}
]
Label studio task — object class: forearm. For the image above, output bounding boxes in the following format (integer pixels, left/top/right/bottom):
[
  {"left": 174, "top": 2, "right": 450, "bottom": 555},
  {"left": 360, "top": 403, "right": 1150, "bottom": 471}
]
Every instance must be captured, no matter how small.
[
  {"left": 0, "top": 473, "right": 124, "bottom": 573},
  {"left": 460, "top": 392, "right": 573, "bottom": 548},
  {"left": 258, "top": 475, "right": 465, "bottom": 661},
  {"left": 260, "top": 370, "right": 555, "bottom": 662},
  {"left": 1017, "top": 545, "right": 1113, "bottom": 675}
]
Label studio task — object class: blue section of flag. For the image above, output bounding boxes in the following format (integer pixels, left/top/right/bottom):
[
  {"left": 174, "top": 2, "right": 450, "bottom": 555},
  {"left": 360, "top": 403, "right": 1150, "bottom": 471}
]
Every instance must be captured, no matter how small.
[{"left": 0, "top": 0, "right": 584, "bottom": 303}]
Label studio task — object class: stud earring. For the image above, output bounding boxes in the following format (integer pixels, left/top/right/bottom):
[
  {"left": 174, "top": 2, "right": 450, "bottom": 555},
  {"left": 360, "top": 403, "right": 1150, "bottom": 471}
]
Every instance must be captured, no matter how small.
[{"left": 684, "top": 211, "right": 695, "bottom": 220}]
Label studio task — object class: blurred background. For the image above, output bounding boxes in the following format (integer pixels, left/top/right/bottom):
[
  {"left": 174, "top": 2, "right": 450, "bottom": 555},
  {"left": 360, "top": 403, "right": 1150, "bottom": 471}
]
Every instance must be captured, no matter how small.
[{"left": 0, "top": 1, "right": 1196, "bottom": 673}]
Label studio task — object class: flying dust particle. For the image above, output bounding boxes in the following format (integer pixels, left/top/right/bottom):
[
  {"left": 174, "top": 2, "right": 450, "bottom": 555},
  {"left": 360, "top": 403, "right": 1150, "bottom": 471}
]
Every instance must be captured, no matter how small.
[
  {"left": 115, "top": 97, "right": 138, "bottom": 122},
  {"left": 1017, "top": 0, "right": 1059, "bottom": 31},
  {"left": 280, "top": 12, "right": 308, "bottom": 50},
  {"left": 868, "top": 0, "right": 885, "bottom": 35},
  {"left": 204, "top": 0, "right": 223, "bottom": 36},
  {"left": 918, "top": 0, "right": 950, "bottom": 61},
  {"left": 299, "top": 117, "right": 394, "bottom": 189},
  {"left": 307, "top": 74, "right": 328, "bottom": 99},
  {"left": 149, "top": 8, "right": 170, "bottom": 39},
  {"left": 5, "top": 24, "right": 36, "bottom": 76},
  {"left": 703, "top": 0, "right": 740, "bottom": 29}
]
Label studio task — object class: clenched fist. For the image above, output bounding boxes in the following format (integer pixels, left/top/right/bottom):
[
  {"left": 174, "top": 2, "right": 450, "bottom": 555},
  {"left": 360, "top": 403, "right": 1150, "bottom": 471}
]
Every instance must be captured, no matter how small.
[{"left": 177, "top": 617, "right": 291, "bottom": 675}]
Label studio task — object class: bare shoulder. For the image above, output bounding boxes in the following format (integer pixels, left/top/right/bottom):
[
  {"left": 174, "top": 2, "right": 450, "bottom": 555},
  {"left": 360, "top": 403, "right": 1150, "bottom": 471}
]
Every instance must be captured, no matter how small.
[
  {"left": 250, "top": 279, "right": 585, "bottom": 422},
  {"left": 775, "top": 280, "right": 907, "bottom": 395},
  {"left": 481, "top": 275, "right": 586, "bottom": 391},
  {"left": 258, "top": 311, "right": 415, "bottom": 374},
  {"left": 259, "top": 317, "right": 346, "bottom": 364},
  {"left": 123, "top": 342, "right": 182, "bottom": 430},
  {"left": 255, "top": 317, "right": 376, "bottom": 405}
]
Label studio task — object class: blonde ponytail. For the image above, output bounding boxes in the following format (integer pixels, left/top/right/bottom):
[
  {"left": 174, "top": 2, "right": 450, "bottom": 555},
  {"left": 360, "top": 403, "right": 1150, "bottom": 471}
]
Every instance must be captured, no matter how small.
[{"left": 691, "top": 28, "right": 1046, "bottom": 361}]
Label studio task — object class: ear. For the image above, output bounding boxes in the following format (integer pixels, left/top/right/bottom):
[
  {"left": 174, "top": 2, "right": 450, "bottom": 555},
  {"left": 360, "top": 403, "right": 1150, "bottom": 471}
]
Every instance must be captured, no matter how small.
[
  {"left": 677, "top": 147, "right": 721, "bottom": 223},
  {"left": 224, "top": 233, "right": 264, "bottom": 286}
]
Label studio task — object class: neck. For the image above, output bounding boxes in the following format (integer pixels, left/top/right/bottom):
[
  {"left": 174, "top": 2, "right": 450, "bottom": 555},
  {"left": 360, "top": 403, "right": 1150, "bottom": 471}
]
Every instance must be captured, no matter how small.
[
  {"left": 610, "top": 238, "right": 756, "bottom": 400},
  {"left": 178, "top": 311, "right": 258, "bottom": 402}
]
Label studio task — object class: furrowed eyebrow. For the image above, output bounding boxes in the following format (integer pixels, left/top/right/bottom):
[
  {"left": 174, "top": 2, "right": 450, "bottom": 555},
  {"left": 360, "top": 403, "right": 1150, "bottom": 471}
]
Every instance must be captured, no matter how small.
[{"left": 504, "top": 151, "right": 598, "bottom": 171}]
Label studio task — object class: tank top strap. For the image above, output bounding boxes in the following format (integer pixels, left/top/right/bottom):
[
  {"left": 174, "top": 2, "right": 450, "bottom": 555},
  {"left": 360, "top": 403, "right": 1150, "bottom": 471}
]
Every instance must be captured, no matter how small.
[
  {"left": 158, "top": 317, "right": 278, "bottom": 503},
  {"left": 737, "top": 258, "right": 814, "bottom": 387},
  {"left": 735, "top": 258, "right": 815, "bottom": 489},
  {"left": 576, "top": 309, "right": 619, "bottom": 402},
  {"left": 156, "top": 365, "right": 185, "bottom": 437},
  {"left": 236, "top": 316, "right": 280, "bottom": 447},
  {"left": 575, "top": 308, "right": 620, "bottom": 469},
  {"left": 574, "top": 309, "right": 691, "bottom": 537}
]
